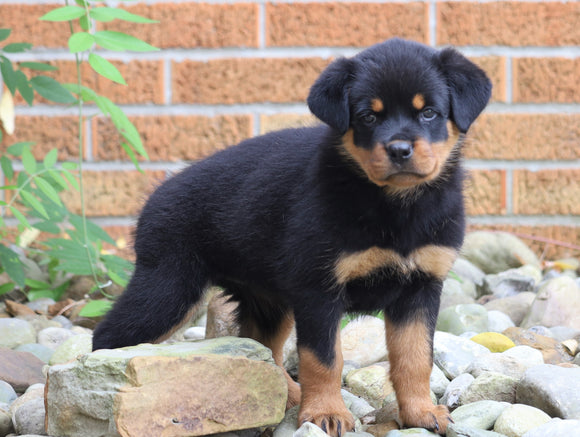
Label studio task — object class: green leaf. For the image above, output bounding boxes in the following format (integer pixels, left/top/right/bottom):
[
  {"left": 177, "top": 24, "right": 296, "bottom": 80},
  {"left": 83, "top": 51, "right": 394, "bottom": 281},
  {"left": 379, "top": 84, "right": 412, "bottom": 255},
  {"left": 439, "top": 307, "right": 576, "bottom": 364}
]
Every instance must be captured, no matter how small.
[
  {"left": 43, "top": 148, "right": 58, "bottom": 169},
  {"left": 40, "top": 6, "right": 86, "bottom": 22},
  {"left": 34, "top": 176, "right": 62, "bottom": 205},
  {"left": 70, "top": 214, "right": 116, "bottom": 245},
  {"left": 47, "top": 170, "right": 69, "bottom": 191},
  {"left": 88, "top": 53, "right": 126, "bottom": 85},
  {"left": 68, "top": 32, "right": 94, "bottom": 53},
  {"left": 33, "top": 220, "right": 60, "bottom": 234},
  {"left": 94, "top": 31, "right": 158, "bottom": 52},
  {"left": 3, "top": 43, "right": 32, "bottom": 53},
  {"left": 120, "top": 142, "right": 143, "bottom": 172},
  {"left": 10, "top": 207, "right": 32, "bottom": 229},
  {"left": 79, "top": 299, "right": 113, "bottom": 317},
  {"left": 30, "top": 76, "right": 77, "bottom": 104},
  {"left": 0, "top": 245, "right": 25, "bottom": 287},
  {"left": 0, "top": 282, "right": 15, "bottom": 297},
  {"left": 79, "top": 15, "right": 90, "bottom": 31},
  {"left": 62, "top": 169, "right": 80, "bottom": 191},
  {"left": 25, "top": 278, "right": 52, "bottom": 289},
  {"left": 7, "top": 142, "right": 35, "bottom": 156},
  {"left": 45, "top": 238, "right": 95, "bottom": 275},
  {"left": 0, "top": 56, "right": 17, "bottom": 95},
  {"left": 20, "top": 191, "right": 49, "bottom": 219},
  {"left": 15, "top": 70, "right": 34, "bottom": 106},
  {"left": 0, "top": 29, "right": 11, "bottom": 43},
  {"left": 1, "top": 156, "right": 14, "bottom": 180},
  {"left": 21, "top": 146, "right": 37, "bottom": 175},
  {"left": 90, "top": 7, "right": 158, "bottom": 23},
  {"left": 18, "top": 62, "right": 58, "bottom": 71}
]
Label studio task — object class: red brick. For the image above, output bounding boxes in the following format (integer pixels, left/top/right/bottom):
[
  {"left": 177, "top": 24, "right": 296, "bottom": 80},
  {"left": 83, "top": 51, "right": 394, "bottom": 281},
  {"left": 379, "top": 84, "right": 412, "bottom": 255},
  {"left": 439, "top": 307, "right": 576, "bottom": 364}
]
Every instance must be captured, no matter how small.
[
  {"left": 472, "top": 57, "right": 507, "bottom": 103},
  {"left": 1, "top": 4, "right": 71, "bottom": 48},
  {"left": 467, "top": 225, "right": 580, "bottom": 260},
  {"left": 438, "top": 2, "right": 580, "bottom": 47},
  {"left": 93, "top": 115, "right": 253, "bottom": 162},
  {"left": 1, "top": 116, "right": 80, "bottom": 161},
  {"left": 466, "top": 113, "right": 580, "bottom": 161},
  {"left": 513, "top": 58, "right": 580, "bottom": 103},
  {"left": 172, "top": 58, "right": 330, "bottom": 104},
  {"left": 513, "top": 169, "right": 580, "bottom": 215},
  {"left": 102, "top": 3, "right": 259, "bottom": 48},
  {"left": 260, "top": 114, "right": 318, "bottom": 135},
  {"left": 266, "top": 3, "right": 428, "bottom": 47},
  {"left": 59, "top": 170, "right": 165, "bottom": 217},
  {"left": 465, "top": 170, "right": 507, "bottom": 216}
]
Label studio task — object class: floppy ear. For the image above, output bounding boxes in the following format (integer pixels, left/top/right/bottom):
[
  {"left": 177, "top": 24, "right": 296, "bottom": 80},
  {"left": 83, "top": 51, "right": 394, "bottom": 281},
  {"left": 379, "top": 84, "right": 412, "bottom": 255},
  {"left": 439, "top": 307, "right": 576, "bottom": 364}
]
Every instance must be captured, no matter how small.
[
  {"left": 307, "top": 57, "right": 355, "bottom": 134},
  {"left": 439, "top": 48, "right": 492, "bottom": 133}
]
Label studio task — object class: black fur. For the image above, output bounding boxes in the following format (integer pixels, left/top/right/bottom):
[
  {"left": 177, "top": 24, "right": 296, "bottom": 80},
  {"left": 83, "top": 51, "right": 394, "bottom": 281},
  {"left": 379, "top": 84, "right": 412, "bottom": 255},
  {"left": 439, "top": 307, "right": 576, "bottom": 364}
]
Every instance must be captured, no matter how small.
[{"left": 92, "top": 38, "right": 491, "bottom": 433}]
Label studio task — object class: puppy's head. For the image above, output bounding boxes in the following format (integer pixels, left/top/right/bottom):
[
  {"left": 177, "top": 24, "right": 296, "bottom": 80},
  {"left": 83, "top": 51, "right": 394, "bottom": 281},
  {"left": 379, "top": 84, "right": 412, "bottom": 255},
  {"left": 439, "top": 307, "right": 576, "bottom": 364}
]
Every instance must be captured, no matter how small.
[{"left": 308, "top": 38, "right": 492, "bottom": 193}]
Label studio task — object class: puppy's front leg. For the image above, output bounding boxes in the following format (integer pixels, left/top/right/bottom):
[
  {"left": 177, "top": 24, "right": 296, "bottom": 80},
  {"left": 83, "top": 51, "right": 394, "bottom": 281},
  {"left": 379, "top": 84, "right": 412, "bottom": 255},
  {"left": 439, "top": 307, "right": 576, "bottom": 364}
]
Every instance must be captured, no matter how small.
[
  {"left": 295, "top": 306, "right": 354, "bottom": 437},
  {"left": 385, "top": 306, "right": 452, "bottom": 435}
]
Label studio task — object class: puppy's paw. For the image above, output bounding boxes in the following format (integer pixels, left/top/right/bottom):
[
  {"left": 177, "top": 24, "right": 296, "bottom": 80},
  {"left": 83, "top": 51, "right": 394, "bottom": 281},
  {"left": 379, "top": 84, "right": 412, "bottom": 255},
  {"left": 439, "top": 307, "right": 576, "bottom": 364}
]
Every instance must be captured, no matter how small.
[
  {"left": 298, "top": 406, "right": 355, "bottom": 437},
  {"left": 286, "top": 380, "right": 301, "bottom": 409},
  {"left": 400, "top": 403, "right": 453, "bottom": 435}
]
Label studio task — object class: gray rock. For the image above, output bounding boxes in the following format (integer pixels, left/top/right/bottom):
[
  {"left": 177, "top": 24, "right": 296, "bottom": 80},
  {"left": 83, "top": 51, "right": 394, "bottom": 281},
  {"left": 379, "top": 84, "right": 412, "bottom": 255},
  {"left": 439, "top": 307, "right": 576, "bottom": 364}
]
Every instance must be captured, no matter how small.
[
  {"left": 9, "top": 383, "right": 45, "bottom": 414},
  {"left": 52, "top": 315, "right": 73, "bottom": 329},
  {"left": 522, "top": 418, "right": 580, "bottom": 437},
  {"left": 0, "top": 381, "right": 17, "bottom": 405},
  {"left": 14, "top": 343, "right": 54, "bottom": 364},
  {"left": 461, "top": 232, "right": 540, "bottom": 274},
  {"left": 183, "top": 326, "right": 206, "bottom": 340},
  {"left": 526, "top": 325, "right": 553, "bottom": 337},
  {"left": 12, "top": 397, "right": 46, "bottom": 435},
  {"left": 273, "top": 405, "right": 299, "bottom": 437},
  {"left": 441, "top": 279, "right": 476, "bottom": 310},
  {"left": 481, "top": 267, "right": 539, "bottom": 299},
  {"left": 386, "top": 429, "right": 439, "bottom": 436},
  {"left": 0, "top": 407, "right": 12, "bottom": 436},
  {"left": 430, "top": 364, "right": 450, "bottom": 398},
  {"left": 439, "top": 373, "right": 474, "bottom": 409},
  {"left": 493, "top": 404, "right": 550, "bottom": 436},
  {"left": 49, "top": 334, "right": 93, "bottom": 365},
  {"left": 451, "top": 400, "right": 509, "bottom": 430},
  {"left": 549, "top": 326, "right": 580, "bottom": 342},
  {"left": 293, "top": 422, "right": 328, "bottom": 437},
  {"left": 487, "top": 311, "right": 515, "bottom": 333},
  {"left": 46, "top": 338, "right": 287, "bottom": 437},
  {"left": 447, "top": 423, "right": 507, "bottom": 437},
  {"left": 483, "top": 293, "right": 536, "bottom": 326},
  {"left": 467, "top": 354, "right": 528, "bottom": 380},
  {"left": 341, "top": 316, "right": 388, "bottom": 367},
  {"left": 345, "top": 363, "right": 392, "bottom": 409},
  {"left": 516, "top": 364, "right": 580, "bottom": 419},
  {"left": 437, "top": 304, "right": 488, "bottom": 336},
  {"left": 459, "top": 371, "right": 517, "bottom": 405},
  {"left": 0, "top": 348, "right": 45, "bottom": 393},
  {"left": 37, "top": 327, "right": 76, "bottom": 350},
  {"left": 502, "top": 346, "right": 544, "bottom": 368},
  {"left": 452, "top": 258, "right": 486, "bottom": 288},
  {"left": 341, "top": 389, "right": 375, "bottom": 419},
  {"left": 0, "top": 319, "right": 36, "bottom": 349},
  {"left": 433, "top": 332, "right": 491, "bottom": 380},
  {"left": 25, "top": 297, "right": 56, "bottom": 313},
  {"left": 521, "top": 276, "right": 580, "bottom": 330}
]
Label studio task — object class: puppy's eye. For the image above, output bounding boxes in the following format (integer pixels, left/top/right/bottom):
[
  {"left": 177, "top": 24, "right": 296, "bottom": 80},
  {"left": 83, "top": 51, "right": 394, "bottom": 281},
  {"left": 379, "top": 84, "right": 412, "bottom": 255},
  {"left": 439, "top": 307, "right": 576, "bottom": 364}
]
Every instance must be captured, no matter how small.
[
  {"left": 420, "top": 108, "right": 437, "bottom": 121},
  {"left": 362, "top": 114, "right": 377, "bottom": 125}
]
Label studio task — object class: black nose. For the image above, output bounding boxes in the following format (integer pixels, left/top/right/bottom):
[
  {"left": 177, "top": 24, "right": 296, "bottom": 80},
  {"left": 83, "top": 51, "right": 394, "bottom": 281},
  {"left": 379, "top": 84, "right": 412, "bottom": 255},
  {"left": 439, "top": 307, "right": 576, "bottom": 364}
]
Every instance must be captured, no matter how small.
[{"left": 386, "top": 141, "right": 413, "bottom": 164}]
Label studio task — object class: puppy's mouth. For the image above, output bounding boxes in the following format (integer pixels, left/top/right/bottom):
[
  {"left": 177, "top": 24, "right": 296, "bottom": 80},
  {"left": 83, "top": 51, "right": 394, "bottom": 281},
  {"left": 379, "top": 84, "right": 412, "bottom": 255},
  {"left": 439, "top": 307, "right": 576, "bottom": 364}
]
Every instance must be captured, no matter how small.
[{"left": 383, "top": 167, "right": 438, "bottom": 187}]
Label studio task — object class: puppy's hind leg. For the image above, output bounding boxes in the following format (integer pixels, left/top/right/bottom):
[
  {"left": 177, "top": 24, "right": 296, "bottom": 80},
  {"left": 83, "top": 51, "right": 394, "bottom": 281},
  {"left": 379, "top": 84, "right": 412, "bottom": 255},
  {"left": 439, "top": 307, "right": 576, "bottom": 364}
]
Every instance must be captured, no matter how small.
[{"left": 92, "top": 254, "right": 208, "bottom": 351}]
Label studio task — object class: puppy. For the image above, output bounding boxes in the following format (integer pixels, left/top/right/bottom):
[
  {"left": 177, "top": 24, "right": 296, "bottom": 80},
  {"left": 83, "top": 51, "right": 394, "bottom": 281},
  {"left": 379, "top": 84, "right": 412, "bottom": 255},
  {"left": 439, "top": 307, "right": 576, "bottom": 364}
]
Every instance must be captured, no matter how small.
[{"left": 93, "top": 38, "right": 491, "bottom": 436}]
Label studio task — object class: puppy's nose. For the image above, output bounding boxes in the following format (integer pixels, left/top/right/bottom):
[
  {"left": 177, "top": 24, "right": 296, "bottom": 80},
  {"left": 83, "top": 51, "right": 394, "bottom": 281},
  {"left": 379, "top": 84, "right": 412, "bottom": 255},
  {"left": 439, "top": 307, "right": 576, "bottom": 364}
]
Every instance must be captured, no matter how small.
[{"left": 386, "top": 141, "right": 413, "bottom": 164}]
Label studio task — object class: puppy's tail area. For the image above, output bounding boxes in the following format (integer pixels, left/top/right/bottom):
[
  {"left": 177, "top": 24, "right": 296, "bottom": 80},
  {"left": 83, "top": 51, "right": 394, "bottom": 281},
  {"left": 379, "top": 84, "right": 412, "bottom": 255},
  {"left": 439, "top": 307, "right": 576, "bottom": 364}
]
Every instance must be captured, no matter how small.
[{"left": 92, "top": 255, "right": 208, "bottom": 351}]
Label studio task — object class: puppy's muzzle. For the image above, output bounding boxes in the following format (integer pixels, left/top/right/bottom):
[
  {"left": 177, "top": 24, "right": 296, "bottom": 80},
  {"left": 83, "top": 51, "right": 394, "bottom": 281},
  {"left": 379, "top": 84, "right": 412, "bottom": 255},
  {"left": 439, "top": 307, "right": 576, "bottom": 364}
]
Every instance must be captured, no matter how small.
[{"left": 386, "top": 141, "right": 413, "bottom": 166}]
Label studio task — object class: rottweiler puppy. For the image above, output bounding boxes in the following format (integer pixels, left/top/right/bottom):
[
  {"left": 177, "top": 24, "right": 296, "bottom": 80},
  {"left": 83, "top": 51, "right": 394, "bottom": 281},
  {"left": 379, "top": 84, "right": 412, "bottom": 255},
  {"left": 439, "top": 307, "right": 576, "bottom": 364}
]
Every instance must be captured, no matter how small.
[{"left": 93, "top": 38, "right": 491, "bottom": 435}]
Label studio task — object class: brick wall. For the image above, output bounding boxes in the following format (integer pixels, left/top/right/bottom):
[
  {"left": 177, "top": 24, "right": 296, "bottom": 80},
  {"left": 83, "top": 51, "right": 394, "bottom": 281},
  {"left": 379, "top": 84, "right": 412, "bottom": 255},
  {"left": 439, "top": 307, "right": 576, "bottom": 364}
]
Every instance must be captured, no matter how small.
[{"left": 2, "top": 0, "right": 580, "bottom": 259}]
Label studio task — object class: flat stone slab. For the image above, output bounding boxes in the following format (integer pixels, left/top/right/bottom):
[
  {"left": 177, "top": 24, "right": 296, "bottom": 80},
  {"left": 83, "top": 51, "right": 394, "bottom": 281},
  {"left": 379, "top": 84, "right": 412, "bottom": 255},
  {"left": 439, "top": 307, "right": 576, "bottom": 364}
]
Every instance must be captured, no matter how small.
[{"left": 46, "top": 337, "right": 287, "bottom": 437}]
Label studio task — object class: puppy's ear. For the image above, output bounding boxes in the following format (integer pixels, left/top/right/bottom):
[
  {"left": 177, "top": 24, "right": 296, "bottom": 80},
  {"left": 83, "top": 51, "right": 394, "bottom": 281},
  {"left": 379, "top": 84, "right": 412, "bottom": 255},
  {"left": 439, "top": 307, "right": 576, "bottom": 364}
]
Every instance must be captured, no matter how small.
[
  {"left": 439, "top": 48, "right": 492, "bottom": 133},
  {"left": 307, "top": 57, "right": 355, "bottom": 134}
]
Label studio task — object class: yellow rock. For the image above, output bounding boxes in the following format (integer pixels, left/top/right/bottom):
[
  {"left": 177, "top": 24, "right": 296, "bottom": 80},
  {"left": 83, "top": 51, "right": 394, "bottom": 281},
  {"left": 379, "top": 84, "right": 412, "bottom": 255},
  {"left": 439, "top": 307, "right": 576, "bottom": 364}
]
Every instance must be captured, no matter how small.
[{"left": 470, "top": 332, "right": 516, "bottom": 353}]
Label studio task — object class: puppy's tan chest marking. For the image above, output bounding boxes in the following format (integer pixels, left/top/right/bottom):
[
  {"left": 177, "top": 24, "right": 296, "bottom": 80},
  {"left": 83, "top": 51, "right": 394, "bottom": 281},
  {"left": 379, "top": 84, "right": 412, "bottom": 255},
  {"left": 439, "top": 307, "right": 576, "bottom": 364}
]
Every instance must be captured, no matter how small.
[{"left": 334, "top": 245, "right": 457, "bottom": 284}]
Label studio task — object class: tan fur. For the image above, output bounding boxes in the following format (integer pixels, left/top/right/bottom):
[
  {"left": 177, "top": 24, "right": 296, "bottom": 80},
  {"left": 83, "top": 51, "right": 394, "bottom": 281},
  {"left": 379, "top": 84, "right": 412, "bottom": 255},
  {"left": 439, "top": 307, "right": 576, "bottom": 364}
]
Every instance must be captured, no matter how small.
[
  {"left": 371, "top": 98, "right": 384, "bottom": 112},
  {"left": 385, "top": 318, "right": 451, "bottom": 434},
  {"left": 334, "top": 245, "right": 457, "bottom": 284},
  {"left": 412, "top": 94, "right": 425, "bottom": 111},
  {"left": 298, "top": 333, "right": 354, "bottom": 435}
]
